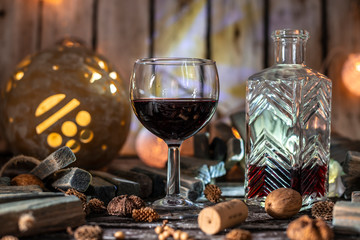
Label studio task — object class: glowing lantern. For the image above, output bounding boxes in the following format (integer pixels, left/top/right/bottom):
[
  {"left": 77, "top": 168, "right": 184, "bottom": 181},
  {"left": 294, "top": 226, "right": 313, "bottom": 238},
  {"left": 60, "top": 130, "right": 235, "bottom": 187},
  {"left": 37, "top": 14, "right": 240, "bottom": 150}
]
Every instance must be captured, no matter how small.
[
  {"left": 0, "top": 39, "right": 131, "bottom": 169},
  {"left": 342, "top": 53, "right": 360, "bottom": 96}
]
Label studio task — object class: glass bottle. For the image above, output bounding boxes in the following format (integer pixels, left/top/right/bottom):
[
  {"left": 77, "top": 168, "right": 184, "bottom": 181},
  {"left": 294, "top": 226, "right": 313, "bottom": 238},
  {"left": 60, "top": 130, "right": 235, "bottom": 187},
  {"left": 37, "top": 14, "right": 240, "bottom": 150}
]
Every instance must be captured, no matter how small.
[{"left": 245, "top": 29, "right": 332, "bottom": 209}]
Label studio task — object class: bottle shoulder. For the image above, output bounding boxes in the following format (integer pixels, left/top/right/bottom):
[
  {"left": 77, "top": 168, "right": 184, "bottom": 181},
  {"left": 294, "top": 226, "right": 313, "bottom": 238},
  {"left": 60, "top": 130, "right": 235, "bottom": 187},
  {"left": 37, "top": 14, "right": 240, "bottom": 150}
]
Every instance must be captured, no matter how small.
[{"left": 248, "top": 64, "right": 332, "bottom": 84}]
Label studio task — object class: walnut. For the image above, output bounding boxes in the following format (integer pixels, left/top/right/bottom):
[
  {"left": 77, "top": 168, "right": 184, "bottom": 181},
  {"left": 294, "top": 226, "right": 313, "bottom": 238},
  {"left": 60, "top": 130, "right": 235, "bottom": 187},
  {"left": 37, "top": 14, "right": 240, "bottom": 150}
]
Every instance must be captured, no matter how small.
[
  {"left": 265, "top": 188, "right": 302, "bottom": 219},
  {"left": 204, "top": 184, "right": 222, "bottom": 203},
  {"left": 74, "top": 225, "right": 103, "bottom": 240},
  {"left": 107, "top": 195, "right": 145, "bottom": 217},
  {"left": 287, "top": 215, "right": 334, "bottom": 240},
  {"left": 225, "top": 229, "right": 252, "bottom": 240},
  {"left": 11, "top": 174, "right": 45, "bottom": 189},
  {"left": 132, "top": 207, "right": 160, "bottom": 222},
  {"left": 311, "top": 201, "right": 334, "bottom": 221},
  {"left": 85, "top": 198, "right": 106, "bottom": 215}
]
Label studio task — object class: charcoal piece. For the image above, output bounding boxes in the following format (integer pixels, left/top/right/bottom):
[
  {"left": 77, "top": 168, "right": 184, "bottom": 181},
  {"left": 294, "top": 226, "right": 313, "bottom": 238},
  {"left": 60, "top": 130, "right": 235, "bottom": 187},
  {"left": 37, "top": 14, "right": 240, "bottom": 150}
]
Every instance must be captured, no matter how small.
[
  {"left": 30, "top": 146, "right": 76, "bottom": 180},
  {"left": 210, "top": 122, "right": 234, "bottom": 143},
  {"left": 85, "top": 176, "right": 116, "bottom": 204},
  {"left": 91, "top": 171, "right": 140, "bottom": 197},
  {"left": 107, "top": 169, "right": 152, "bottom": 198},
  {"left": 0, "top": 177, "right": 10, "bottom": 186},
  {"left": 193, "top": 133, "right": 210, "bottom": 159},
  {"left": 50, "top": 167, "right": 92, "bottom": 192},
  {"left": 352, "top": 191, "right": 360, "bottom": 203},
  {"left": 210, "top": 137, "right": 227, "bottom": 161}
]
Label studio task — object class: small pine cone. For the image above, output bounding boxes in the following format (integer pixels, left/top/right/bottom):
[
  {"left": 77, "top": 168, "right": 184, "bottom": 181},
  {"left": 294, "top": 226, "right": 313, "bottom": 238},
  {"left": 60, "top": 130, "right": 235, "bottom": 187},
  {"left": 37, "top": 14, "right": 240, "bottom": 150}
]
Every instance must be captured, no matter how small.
[
  {"left": 86, "top": 198, "right": 106, "bottom": 215},
  {"left": 204, "top": 184, "right": 222, "bottom": 203},
  {"left": 74, "top": 225, "right": 103, "bottom": 240},
  {"left": 225, "top": 229, "right": 252, "bottom": 240},
  {"left": 65, "top": 188, "right": 87, "bottom": 204},
  {"left": 0, "top": 236, "right": 19, "bottom": 240},
  {"left": 132, "top": 207, "right": 160, "bottom": 222},
  {"left": 311, "top": 201, "right": 334, "bottom": 221}
]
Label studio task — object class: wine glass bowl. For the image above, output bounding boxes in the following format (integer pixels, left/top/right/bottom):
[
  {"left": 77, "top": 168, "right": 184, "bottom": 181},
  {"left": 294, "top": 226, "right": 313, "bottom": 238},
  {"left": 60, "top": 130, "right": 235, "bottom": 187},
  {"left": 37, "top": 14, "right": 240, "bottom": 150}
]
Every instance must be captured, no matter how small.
[{"left": 130, "top": 58, "right": 219, "bottom": 212}]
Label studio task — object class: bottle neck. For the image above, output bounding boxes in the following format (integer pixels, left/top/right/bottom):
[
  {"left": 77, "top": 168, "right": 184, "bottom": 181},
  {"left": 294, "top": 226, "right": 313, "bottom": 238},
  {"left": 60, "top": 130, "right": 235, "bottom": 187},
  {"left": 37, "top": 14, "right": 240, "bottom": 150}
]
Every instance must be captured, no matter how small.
[{"left": 274, "top": 38, "right": 306, "bottom": 65}]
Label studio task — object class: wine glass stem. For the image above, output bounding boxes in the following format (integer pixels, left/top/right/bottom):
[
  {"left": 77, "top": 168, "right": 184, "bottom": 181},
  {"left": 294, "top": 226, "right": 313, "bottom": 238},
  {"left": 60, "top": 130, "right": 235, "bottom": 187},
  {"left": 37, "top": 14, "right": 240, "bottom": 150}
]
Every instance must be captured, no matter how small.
[{"left": 167, "top": 144, "right": 181, "bottom": 197}]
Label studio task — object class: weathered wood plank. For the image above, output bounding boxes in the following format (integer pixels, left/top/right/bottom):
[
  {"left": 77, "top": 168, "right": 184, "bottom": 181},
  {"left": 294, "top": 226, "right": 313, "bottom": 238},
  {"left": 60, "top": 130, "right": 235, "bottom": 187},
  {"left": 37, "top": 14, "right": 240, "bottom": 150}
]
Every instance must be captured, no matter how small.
[
  {"left": 0, "top": 185, "right": 43, "bottom": 194},
  {"left": 0, "top": 192, "right": 64, "bottom": 204},
  {"left": 41, "top": 0, "right": 94, "bottom": 49},
  {"left": 153, "top": 0, "right": 207, "bottom": 58},
  {"left": 0, "top": 0, "right": 40, "bottom": 152},
  {"left": 97, "top": 0, "right": 149, "bottom": 156},
  {"left": 268, "top": 0, "right": 323, "bottom": 70},
  {"left": 0, "top": 195, "right": 85, "bottom": 236},
  {"left": 333, "top": 201, "right": 360, "bottom": 234},
  {"left": 327, "top": 0, "right": 360, "bottom": 140},
  {"left": 211, "top": 0, "right": 264, "bottom": 114}
]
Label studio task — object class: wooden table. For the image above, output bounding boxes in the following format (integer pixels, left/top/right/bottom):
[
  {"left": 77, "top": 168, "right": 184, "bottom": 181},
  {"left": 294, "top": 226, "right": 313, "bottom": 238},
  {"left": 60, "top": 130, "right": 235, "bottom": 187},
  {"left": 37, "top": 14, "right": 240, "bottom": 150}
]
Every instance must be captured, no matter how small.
[{"left": 18, "top": 204, "right": 358, "bottom": 240}]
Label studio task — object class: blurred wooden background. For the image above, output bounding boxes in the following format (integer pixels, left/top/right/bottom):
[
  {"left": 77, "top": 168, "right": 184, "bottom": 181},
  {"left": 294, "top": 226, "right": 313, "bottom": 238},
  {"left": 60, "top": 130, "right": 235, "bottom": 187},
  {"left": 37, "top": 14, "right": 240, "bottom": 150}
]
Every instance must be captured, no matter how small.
[{"left": 0, "top": 0, "right": 360, "bottom": 155}]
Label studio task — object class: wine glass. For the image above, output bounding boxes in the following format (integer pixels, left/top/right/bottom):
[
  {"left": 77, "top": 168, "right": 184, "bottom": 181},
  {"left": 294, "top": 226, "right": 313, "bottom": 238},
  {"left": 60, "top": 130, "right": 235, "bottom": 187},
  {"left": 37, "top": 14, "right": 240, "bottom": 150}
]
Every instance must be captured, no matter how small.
[{"left": 130, "top": 58, "right": 219, "bottom": 212}]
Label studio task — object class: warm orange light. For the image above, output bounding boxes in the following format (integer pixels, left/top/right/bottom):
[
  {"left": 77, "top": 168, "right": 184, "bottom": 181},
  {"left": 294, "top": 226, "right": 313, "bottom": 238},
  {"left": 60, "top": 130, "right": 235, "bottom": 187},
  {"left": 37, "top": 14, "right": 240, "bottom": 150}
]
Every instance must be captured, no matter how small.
[
  {"left": 136, "top": 128, "right": 168, "bottom": 168},
  {"left": 232, "top": 127, "right": 241, "bottom": 139},
  {"left": 35, "top": 94, "right": 66, "bottom": 117},
  {"left": 36, "top": 98, "right": 80, "bottom": 134},
  {"left": 342, "top": 54, "right": 360, "bottom": 96},
  {"left": 47, "top": 132, "right": 62, "bottom": 148}
]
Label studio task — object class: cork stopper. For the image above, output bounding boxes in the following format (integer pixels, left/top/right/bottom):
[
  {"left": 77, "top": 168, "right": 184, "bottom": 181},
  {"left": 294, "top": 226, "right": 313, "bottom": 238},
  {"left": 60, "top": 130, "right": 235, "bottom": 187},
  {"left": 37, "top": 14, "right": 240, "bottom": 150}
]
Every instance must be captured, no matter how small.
[{"left": 198, "top": 199, "right": 248, "bottom": 235}]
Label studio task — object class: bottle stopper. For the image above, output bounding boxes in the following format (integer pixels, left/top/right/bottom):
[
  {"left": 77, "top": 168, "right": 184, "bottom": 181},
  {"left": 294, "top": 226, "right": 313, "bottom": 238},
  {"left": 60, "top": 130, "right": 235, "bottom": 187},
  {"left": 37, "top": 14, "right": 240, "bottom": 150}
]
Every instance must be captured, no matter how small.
[{"left": 198, "top": 199, "right": 248, "bottom": 235}]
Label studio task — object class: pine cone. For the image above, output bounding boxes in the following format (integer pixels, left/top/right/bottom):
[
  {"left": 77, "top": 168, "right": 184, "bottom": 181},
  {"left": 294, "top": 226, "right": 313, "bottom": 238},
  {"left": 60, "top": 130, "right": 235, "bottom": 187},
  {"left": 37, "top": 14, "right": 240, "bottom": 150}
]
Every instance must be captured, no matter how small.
[
  {"left": 311, "top": 201, "right": 334, "bottom": 221},
  {"left": 65, "top": 188, "right": 87, "bottom": 204},
  {"left": 204, "top": 184, "right": 222, "bottom": 203},
  {"left": 107, "top": 195, "right": 145, "bottom": 217},
  {"left": 85, "top": 198, "right": 106, "bottom": 215},
  {"left": 74, "top": 225, "right": 103, "bottom": 240},
  {"left": 132, "top": 207, "right": 160, "bottom": 222},
  {"left": 225, "top": 229, "right": 252, "bottom": 240},
  {"left": 0, "top": 236, "right": 19, "bottom": 240}
]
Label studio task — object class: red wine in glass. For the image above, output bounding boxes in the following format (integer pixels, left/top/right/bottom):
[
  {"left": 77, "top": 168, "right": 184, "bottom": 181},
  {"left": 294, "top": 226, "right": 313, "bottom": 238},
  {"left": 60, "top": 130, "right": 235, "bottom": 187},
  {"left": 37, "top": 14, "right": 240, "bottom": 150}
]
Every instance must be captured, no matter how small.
[
  {"left": 132, "top": 98, "right": 217, "bottom": 141},
  {"left": 130, "top": 57, "right": 219, "bottom": 216}
]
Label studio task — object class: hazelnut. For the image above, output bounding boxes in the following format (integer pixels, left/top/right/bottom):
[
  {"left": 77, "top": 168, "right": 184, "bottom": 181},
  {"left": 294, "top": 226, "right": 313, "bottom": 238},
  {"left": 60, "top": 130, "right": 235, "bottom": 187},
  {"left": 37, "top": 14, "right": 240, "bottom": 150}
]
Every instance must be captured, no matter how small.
[
  {"left": 225, "top": 229, "right": 252, "bottom": 240},
  {"left": 173, "top": 230, "right": 182, "bottom": 240},
  {"left": 155, "top": 226, "right": 163, "bottom": 234},
  {"left": 114, "top": 231, "right": 125, "bottom": 240},
  {"left": 287, "top": 215, "right": 334, "bottom": 240},
  {"left": 180, "top": 232, "right": 189, "bottom": 240},
  {"left": 265, "top": 188, "right": 302, "bottom": 219}
]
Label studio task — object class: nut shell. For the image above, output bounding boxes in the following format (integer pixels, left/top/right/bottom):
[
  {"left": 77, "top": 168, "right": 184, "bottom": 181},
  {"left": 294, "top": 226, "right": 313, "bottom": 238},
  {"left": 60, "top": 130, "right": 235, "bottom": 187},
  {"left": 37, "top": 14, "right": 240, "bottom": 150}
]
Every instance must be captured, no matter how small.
[
  {"left": 11, "top": 174, "right": 45, "bottom": 189},
  {"left": 287, "top": 215, "right": 334, "bottom": 240},
  {"left": 265, "top": 188, "right": 302, "bottom": 219},
  {"left": 107, "top": 195, "right": 145, "bottom": 217}
]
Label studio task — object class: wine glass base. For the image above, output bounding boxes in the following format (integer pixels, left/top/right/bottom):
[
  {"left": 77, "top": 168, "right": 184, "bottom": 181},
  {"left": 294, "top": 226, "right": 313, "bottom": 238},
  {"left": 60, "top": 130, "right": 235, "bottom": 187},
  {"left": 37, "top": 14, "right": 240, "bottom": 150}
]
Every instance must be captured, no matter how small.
[{"left": 152, "top": 196, "right": 203, "bottom": 219}]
